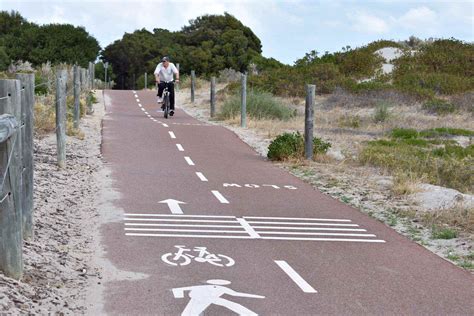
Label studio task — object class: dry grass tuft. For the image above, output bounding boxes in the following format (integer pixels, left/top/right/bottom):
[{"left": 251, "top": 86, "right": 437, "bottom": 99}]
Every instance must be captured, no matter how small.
[
  {"left": 421, "top": 205, "right": 474, "bottom": 234},
  {"left": 392, "top": 172, "right": 424, "bottom": 196},
  {"left": 66, "top": 121, "right": 85, "bottom": 139},
  {"left": 34, "top": 102, "right": 56, "bottom": 135}
]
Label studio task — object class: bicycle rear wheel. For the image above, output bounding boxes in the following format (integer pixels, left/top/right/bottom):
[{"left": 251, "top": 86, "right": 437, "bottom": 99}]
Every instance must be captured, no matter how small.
[{"left": 164, "top": 94, "right": 170, "bottom": 119}]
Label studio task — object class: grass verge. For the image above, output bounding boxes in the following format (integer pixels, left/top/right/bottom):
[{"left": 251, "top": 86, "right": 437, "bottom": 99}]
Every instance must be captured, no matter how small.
[
  {"left": 219, "top": 90, "right": 295, "bottom": 121},
  {"left": 360, "top": 128, "right": 473, "bottom": 193}
]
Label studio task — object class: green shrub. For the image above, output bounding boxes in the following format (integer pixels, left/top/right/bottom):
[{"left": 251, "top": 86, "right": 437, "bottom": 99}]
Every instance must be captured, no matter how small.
[
  {"left": 432, "top": 145, "right": 474, "bottom": 159},
  {"left": 343, "top": 80, "right": 392, "bottom": 94},
  {"left": 313, "top": 137, "right": 332, "bottom": 154},
  {"left": 359, "top": 133, "right": 474, "bottom": 193},
  {"left": 267, "top": 132, "right": 304, "bottom": 161},
  {"left": 373, "top": 101, "right": 391, "bottom": 123},
  {"left": 219, "top": 90, "right": 294, "bottom": 120},
  {"left": 394, "top": 39, "right": 474, "bottom": 78},
  {"left": 267, "top": 132, "right": 331, "bottom": 161},
  {"left": 338, "top": 48, "right": 383, "bottom": 79},
  {"left": 34, "top": 75, "right": 48, "bottom": 95},
  {"left": 392, "top": 127, "right": 474, "bottom": 139},
  {"left": 422, "top": 98, "right": 456, "bottom": 115},
  {"left": 431, "top": 227, "right": 458, "bottom": 239},
  {"left": 419, "top": 128, "right": 474, "bottom": 138},
  {"left": 391, "top": 128, "right": 419, "bottom": 139}
]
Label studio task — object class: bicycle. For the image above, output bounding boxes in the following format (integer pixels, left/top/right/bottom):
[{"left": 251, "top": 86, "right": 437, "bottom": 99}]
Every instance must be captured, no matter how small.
[
  {"left": 161, "top": 245, "right": 235, "bottom": 267},
  {"left": 157, "top": 80, "right": 173, "bottom": 119}
]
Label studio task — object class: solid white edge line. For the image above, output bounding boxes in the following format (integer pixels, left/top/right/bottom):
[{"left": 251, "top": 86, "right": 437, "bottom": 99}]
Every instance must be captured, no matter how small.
[
  {"left": 125, "top": 223, "right": 243, "bottom": 228},
  {"left": 125, "top": 228, "right": 247, "bottom": 233},
  {"left": 253, "top": 226, "right": 366, "bottom": 231},
  {"left": 196, "top": 172, "right": 208, "bottom": 181},
  {"left": 212, "top": 190, "right": 229, "bottom": 204},
  {"left": 265, "top": 237, "right": 386, "bottom": 243},
  {"left": 123, "top": 213, "right": 235, "bottom": 218},
  {"left": 259, "top": 232, "right": 376, "bottom": 237},
  {"left": 126, "top": 233, "right": 253, "bottom": 239},
  {"left": 246, "top": 221, "right": 358, "bottom": 227},
  {"left": 169, "top": 131, "right": 176, "bottom": 139},
  {"left": 275, "top": 260, "right": 317, "bottom": 293},
  {"left": 176, "top": 144, "right": 184, "bottom": 151},
  {"left": 243, "top": 216, "right": 351, "bottom": 222},
  {"left": 184, "top": 157, "right": 195, "bottom": 166},
  {"left": 124, "top": 218, "right": 237, "bottom": 223}
]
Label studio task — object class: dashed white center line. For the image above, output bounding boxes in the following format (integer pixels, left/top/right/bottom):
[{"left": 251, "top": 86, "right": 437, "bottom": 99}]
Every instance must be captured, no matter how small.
[
  {"left": 141, "top": 108, "right": 145, "bottom": 112},
  {"left": 176, "top": 144, "right": 184, "bottom": 151},
  {"left": 136, "top": 98, "right": 140, "bottom": 102},
  {"left": 211, "top": 190, "right": 229, "bottom": 204},
  {"left": 169, "top": 131, "right": 176, "bottom": 139},
  {"left": 138, "top": 103, "right": 142, "bottom": 107},
  {"left": 163, "top": 124, "right": 169, "bottom": 127},
  {"left": 184, "top": 156, "right": 195, "bottom": 166},
  {"left": 275, "top": 260, "right": 317, "bottom": 293},
  {"left": 196, "top": 172, "right": 208, "bottom": 182}
]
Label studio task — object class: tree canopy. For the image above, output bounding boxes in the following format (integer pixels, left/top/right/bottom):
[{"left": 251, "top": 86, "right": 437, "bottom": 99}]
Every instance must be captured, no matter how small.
[
  {"left": 102, "top": 13, "right": 262, "bottom": 89},
  {"left": 0, "top": 10, "right": 100, "bottom": 69}
]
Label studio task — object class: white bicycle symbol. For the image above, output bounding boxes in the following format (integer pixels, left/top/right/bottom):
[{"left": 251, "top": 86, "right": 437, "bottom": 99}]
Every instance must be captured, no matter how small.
[{"left": 162, "top": 245, "right": 235, "bottom": 267}]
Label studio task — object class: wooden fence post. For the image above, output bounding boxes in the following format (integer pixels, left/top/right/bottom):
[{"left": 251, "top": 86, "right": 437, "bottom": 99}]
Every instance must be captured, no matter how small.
[
  {"left": 191, "top": 70, "right": 195, "bottom": 103},
  {"left": 15, "top": 73, "right": 34, "bottom": 240},
  {"left": 210, "top": 77, "right": 216, "bottom": 118},
  {"left": 80, "top": 68, "right": 86, "bottom": 92},
  {"left": 73, "top": 65, "right": 80, "bottom": 129},
  {"left": 305, "top": 84, "right": 315, "bottom": 160},
  {"left": 89, "top": 62, "right": 94, "bottom": 90},
  {"left": 85, "top": 68, "right": 90, "bottom": 91},
  {"left": 241, "top": 73, "right": 247, "bottom": 128},
  {"left": 0, "top": 79, "right": 23, "bottom": 280},
  {"left": 144, "top": 72, "right": 147, "bottom": 90},
  {"left": 56, "top": 69, "right": 67, "bottom": 168},
  {"left": 92, "top": 62, "right": 95, "bottom": 90}
]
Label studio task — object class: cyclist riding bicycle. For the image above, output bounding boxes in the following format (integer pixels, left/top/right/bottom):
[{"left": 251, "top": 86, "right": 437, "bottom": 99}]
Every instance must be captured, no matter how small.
[{"left": 154, "top": 56, "right": 179, "bottom": 116}]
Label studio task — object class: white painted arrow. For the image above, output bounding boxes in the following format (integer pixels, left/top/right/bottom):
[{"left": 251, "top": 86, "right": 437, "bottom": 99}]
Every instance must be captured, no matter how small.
[{"left": 159, "top": 199, "right": 186, "bottom": 214}]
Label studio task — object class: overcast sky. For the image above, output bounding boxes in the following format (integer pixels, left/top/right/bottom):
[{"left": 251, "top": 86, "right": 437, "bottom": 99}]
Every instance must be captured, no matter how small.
[{"left": 2, "top": 0, "right": 473, "bottom": 64}]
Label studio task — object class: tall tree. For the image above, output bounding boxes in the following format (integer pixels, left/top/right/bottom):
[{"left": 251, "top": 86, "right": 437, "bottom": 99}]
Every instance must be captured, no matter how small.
[
  {"left": 0, "top": 11, "right": 100, "bottom": 69},
  {"left": 102, "top": 12, "right": 263, "bottom": 89}
]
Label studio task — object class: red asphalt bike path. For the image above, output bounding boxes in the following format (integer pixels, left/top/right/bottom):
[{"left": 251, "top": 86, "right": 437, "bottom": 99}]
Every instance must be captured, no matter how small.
[{"left": 100, "top": 90, "right": 474, "bottom": 315}]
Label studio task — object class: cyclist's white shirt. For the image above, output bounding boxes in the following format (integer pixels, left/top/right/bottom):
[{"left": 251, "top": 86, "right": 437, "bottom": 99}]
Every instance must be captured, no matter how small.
[{"left": 154, "top": 62, "right": 178, "bottom": 82}]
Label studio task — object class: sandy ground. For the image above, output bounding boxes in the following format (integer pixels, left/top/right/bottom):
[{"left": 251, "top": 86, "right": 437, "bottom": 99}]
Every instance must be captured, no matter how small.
[
  {"left": 177, "top": 86, "right": 473, "bottom": 272},
  {"left": 0, "top": 92, "right": 106, "bottom": 313}
]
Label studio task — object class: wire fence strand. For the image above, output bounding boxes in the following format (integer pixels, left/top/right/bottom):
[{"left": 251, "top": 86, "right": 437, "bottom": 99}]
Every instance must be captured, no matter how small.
[
  {"left": 34, "top": 82, "right": 49, "bottom": 88},
  {"left": 0, "top": 192, "right": 9, "bottom": 204},
  {"left": 0, "top": 132, "right": 18, "bottom": 194}
]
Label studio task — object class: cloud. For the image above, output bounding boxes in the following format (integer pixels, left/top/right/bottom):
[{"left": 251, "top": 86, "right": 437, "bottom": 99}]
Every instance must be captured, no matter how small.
[
  {"left": 350, "top": 11, "right": 390, "bottom": 34},
  {"left": 398, "top": 6, "right": 437, "bottom": 30}
]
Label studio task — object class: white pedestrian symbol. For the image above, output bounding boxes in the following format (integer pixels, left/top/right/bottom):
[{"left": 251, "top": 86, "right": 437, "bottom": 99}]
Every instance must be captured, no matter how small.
[
  {"left": 172, "top": 279, "right": 265, "bottom": 316},
  {"left": 162, "top": 245, "right": 235, "bottom": 267}
]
